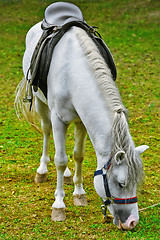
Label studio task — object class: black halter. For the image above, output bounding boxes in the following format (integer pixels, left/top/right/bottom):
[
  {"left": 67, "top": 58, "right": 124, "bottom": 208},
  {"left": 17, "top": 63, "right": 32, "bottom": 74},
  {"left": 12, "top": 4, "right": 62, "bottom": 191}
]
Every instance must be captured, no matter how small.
[{"left": 94, "top": 158, "right": 138, "bottom": 219}]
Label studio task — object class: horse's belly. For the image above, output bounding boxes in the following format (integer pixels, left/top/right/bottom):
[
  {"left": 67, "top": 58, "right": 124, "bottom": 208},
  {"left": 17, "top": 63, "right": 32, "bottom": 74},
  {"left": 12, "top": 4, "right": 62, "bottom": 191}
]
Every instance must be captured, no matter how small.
[
  {"left": 55, "top": 107, "right": 80, "bottom": 124},
  {"left": 49, "top": 92, "right": 80, "bottom": 124}
]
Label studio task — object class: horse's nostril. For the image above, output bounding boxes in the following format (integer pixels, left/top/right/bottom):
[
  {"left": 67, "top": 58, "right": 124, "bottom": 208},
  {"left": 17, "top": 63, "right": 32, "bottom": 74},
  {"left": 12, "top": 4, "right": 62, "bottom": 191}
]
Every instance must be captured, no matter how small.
[
  {"left": 130, "top": 221, "right": 136, "bottom": 228},
  {"left": 120, "top": 219, "right": 138, "bottom": 230}
]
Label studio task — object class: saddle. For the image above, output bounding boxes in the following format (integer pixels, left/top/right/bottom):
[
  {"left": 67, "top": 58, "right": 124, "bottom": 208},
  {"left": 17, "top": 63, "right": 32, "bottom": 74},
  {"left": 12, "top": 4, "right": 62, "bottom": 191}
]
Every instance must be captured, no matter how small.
[
  {"left": 27, "top": 2, "right": 117, "bottom": 100},
  {"left": 42, "top": 2, "right": 84, "bottom": 29}
]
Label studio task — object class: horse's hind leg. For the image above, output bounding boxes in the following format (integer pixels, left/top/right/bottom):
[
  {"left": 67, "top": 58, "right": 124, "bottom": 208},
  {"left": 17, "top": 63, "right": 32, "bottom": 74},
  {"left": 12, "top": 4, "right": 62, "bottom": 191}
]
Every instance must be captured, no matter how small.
[
  {"left": 64, "top": 166, "right": 72, "bottom": 184},
  {"left": 51, "top": 110, "right": 69, "bottom": 221},
  {"left": 73, "top": 122, "right": 87, "bottom": 206},
  {"left": 34, "top": 96, "right": 52, "bottom": 183}
]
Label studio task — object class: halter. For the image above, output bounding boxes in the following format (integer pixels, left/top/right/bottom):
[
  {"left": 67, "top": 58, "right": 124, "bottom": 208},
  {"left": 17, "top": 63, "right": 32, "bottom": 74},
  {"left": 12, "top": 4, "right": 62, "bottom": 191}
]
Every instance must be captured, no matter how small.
[{"left": 94, "top": 157, "right": 138, "bottom": 219}]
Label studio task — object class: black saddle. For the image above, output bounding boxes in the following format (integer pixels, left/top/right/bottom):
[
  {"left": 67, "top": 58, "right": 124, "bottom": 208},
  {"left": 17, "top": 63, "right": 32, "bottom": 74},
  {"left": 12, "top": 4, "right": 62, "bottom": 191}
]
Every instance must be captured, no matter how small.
[{"left": 29, "top": 2, "right": 117, "bottom": 99}]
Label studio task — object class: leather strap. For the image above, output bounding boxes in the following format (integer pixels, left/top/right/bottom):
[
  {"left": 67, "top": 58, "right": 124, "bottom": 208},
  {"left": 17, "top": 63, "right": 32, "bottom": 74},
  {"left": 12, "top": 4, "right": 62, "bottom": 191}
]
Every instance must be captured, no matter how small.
[
  {"left": 94, "top": 166, "right": 138, "bottom": 205},
  {"left": 114, "top": 196, "right": 138, "bottom": 204}
]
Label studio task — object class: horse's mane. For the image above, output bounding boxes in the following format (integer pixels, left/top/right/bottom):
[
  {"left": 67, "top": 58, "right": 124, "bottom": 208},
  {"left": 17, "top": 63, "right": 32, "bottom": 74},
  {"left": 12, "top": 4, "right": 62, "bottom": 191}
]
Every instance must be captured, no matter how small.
[{"left": 75, "top": 27, "right": 143, "bottom": 185}]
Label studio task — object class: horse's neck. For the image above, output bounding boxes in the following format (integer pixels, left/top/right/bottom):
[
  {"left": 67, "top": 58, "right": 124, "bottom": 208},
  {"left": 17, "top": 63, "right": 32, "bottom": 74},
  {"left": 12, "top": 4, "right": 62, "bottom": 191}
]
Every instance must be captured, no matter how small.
[{"left": 48, "top": 27, "right": 113, "bottom": 167}]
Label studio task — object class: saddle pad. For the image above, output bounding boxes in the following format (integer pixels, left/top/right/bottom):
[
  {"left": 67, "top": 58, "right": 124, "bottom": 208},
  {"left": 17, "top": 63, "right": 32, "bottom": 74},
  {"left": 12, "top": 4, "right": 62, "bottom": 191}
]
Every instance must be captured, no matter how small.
[{"left": 30, "top": 3, "right": 117, "bottom": 98}]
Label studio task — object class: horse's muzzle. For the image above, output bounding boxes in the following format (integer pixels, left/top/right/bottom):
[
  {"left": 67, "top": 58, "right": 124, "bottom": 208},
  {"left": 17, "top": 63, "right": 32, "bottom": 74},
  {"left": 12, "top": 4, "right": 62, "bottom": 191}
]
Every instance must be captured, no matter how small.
[{"left": 117, "top": 215, "right": 139, "bottom": 230}]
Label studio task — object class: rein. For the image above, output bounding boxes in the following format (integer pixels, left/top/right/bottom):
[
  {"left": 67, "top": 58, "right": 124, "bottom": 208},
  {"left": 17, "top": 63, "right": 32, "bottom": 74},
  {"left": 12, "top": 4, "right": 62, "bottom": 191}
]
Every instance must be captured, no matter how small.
[{"left": 94, "top": 158, "right": 138, "bottom": 219}]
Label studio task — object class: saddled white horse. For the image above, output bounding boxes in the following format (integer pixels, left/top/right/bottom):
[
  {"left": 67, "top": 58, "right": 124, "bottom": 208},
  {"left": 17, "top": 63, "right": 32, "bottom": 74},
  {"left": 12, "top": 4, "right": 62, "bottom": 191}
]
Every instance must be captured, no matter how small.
[{"left": 15, "top": 20, "right": 149, "bottom": 230}]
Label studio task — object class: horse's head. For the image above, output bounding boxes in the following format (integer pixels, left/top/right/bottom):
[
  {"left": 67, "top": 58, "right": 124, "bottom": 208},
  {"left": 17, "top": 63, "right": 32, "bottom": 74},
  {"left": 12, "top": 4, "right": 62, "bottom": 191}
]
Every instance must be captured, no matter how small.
[{"left": 94, "top": 145, "right": 149, "bottom": 230}]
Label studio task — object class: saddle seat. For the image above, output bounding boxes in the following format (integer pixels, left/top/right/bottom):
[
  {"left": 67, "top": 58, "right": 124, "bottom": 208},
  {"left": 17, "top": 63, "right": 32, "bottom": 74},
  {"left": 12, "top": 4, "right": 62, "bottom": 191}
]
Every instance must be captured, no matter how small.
[{"left": 42, "top": 2, "right": 84, "bottom": 30}]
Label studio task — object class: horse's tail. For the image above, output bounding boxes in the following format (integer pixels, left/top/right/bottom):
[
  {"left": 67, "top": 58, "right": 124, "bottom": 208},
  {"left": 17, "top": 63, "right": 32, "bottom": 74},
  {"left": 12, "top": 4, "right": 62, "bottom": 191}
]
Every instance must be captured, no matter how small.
[{"left": 14, "top": 78, "right": 41, "bottom": 132}]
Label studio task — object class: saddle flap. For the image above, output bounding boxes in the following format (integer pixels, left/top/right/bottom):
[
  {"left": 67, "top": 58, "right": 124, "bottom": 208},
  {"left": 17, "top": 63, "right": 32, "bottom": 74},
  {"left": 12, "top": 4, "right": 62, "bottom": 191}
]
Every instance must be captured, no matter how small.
[{"left": 42, "top": 2, "right": 84, "bottom": 29}]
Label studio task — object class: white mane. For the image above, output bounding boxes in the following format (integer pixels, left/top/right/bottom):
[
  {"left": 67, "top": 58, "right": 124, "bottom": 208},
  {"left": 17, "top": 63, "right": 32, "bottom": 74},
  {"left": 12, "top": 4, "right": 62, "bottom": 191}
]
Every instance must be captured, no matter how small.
[
  {"left": 75, "top": 27, "right": 143, "bottom": 185},
  {"left": 75, "top": 27, "right": 126, "bottom": 115}
]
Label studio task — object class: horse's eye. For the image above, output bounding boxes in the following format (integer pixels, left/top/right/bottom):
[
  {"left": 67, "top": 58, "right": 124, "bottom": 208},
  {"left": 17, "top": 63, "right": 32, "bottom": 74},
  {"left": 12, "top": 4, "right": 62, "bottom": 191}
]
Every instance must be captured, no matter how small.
[{"left": 119, "top": 183, "right": 124, "bottom": 188}]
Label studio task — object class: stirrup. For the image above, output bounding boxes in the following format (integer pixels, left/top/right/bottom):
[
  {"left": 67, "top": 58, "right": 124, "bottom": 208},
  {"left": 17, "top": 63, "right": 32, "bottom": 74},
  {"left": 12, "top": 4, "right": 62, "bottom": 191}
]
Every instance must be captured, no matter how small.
[{"left": 23, "top": 79, "right": 33, "bottom": 110}]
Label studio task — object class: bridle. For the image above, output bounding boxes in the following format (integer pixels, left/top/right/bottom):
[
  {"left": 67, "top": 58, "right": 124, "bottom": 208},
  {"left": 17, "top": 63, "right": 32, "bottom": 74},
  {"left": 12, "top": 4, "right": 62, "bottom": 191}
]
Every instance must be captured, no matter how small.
[{"left": 94, "top": 157, "right": 138, "bottom": 219}]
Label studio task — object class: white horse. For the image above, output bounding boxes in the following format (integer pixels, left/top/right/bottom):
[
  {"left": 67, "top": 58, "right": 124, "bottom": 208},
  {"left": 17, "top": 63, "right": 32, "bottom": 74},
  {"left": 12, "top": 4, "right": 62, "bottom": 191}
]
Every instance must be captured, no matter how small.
[{"left": 15, "top": 21, "right": 149, "bottom": 230}]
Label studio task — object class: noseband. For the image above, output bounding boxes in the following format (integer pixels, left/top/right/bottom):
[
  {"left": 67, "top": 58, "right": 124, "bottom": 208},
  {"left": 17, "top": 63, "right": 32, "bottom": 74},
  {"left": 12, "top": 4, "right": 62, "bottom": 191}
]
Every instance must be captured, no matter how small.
[{"left": 94, "top": 158, "right": 138, "bottom": 219}]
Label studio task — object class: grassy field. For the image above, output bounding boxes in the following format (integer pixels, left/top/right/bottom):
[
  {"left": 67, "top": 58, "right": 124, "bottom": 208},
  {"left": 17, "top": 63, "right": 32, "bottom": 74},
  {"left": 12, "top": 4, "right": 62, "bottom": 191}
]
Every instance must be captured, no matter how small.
[{"left": 0, "top": 0, "right": 160, "bottom": 239}]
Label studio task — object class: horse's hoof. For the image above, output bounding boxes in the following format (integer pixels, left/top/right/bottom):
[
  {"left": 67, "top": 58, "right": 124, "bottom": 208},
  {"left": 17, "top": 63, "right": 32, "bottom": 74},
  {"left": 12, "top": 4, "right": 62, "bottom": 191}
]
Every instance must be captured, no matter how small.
[
  {"left": 35, "top": 173, "right": 47, "bottom": 183},
  {"left": 64, "top": 176, "right": 72, "bottom": 185},
  {"left": 51, "top": 208, "right": 66, "bottom": 221},
  {"left": 74, "top": 194, "right": 87, "bottom": 206}
]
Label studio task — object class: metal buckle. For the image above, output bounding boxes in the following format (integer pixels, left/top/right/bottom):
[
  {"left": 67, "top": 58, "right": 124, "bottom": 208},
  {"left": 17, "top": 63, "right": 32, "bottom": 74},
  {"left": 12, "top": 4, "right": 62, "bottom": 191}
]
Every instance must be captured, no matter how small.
[
  {"left": 104, "top": 196, "right": 114, "bottom": 206},
  {"left": 53, "top": 26, "right": 62, "bottom": 33},
  {"left": 101, "top": 205, "right": 107, "bottom": 217},
  {"left": 23, "top": 80, "right": 33, "bottom": 103},
  {"left": 89, "top": 26, "right": 96, "bottom": 34},
  {"left": 107, "top": 196, "right": 114, "bottom": 204}
]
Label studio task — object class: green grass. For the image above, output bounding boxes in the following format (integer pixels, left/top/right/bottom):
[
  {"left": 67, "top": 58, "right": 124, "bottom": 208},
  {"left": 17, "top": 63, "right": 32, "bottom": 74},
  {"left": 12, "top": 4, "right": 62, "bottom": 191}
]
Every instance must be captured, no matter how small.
[{"left": 0, "top": 0, "right": 160, "bottom": 239}]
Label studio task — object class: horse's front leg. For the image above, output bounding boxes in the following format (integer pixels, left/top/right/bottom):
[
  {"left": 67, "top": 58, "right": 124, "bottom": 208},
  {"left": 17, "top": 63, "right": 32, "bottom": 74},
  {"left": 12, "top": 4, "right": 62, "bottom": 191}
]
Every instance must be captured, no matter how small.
[
  {"left": 73, "top": 122, "right": 87, "bottom": 206},
  {"left": 51, "top": 110, "right": 68, "bottom": 221},
  {"left": 34, "top": 97, "right": 52, "bottom": 183}
]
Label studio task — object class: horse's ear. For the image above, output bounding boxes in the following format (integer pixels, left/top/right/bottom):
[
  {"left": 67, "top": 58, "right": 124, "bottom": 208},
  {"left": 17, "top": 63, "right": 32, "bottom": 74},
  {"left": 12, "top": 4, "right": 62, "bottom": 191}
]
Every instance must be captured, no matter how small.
[
  {"left": 115, "top": 151, "right": 125, "bottom": 165},
  {"left": 135, "top": 145, "right": 149, "bottom": 154}
]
